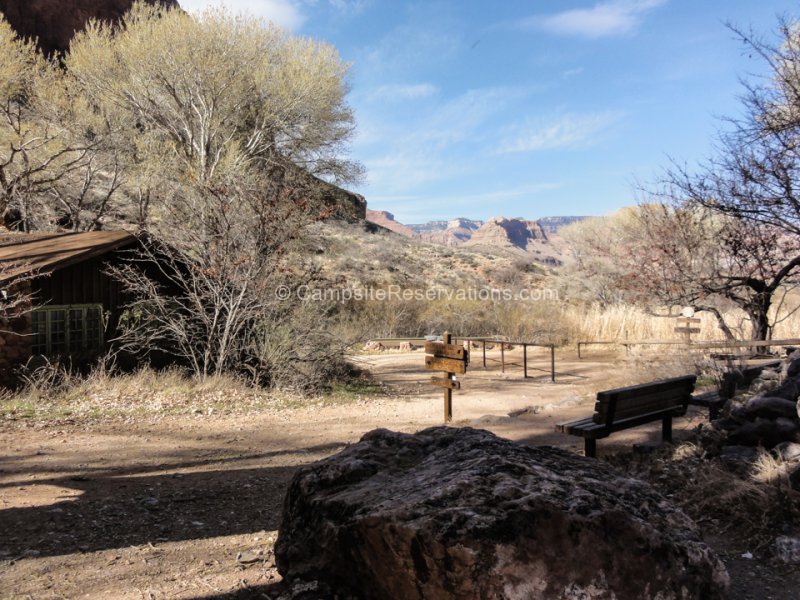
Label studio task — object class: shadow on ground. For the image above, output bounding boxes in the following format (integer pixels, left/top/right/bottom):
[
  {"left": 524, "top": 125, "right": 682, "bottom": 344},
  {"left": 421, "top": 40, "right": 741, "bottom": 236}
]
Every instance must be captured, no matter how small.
[{"left": 0, "top": 442, "right": 346, "bottom": 559}]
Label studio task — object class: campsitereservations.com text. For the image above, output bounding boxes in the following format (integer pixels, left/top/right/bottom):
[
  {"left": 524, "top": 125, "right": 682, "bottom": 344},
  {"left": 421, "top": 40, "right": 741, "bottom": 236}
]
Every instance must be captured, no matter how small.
[{"left": 275, "top": 285, "right": 559, "bottom": 303}]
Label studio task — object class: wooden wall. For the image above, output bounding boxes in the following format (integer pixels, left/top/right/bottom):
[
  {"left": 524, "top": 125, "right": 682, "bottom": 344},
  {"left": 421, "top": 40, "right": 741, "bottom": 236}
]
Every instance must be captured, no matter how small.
[{"left": 31, "top": 256, "right": 125, "bottom": 339}]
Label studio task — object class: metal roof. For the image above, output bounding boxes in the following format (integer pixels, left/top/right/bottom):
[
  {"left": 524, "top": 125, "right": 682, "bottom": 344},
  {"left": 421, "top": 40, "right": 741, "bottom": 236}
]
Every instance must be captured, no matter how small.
[{"left": 0, "top": 231, "right": 137, "bottom": 284}]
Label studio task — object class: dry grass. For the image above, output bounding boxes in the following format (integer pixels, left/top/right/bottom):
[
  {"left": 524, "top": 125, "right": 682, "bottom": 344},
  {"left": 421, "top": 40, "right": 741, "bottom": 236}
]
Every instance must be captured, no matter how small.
[
  {"left": 0, "top": 364, "right": 383, "bottom": 423},
  {"left": 752, "top": 449, "right": 796, "bottom": 484},
  {"left": 608, "top": 443, "right": 800, "bottom": 546},
  {"left": 552, "top": 301, "right": 800, "bottom": 345}
]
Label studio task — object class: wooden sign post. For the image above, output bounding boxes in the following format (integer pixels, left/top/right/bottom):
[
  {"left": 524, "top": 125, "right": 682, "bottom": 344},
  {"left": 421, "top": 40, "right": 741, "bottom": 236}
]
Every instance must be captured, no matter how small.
[
  {"left": 425, "top": 331, "right": 469, "bottom": 423},
  {"left": 675, "top": 317, "right": 701, "bottom": 343}
]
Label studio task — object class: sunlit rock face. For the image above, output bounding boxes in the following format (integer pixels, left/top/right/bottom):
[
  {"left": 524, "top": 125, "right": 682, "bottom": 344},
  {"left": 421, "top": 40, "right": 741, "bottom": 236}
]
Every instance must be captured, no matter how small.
[{"left": 276, "top": 426, "right": 730, "bottom": 600}]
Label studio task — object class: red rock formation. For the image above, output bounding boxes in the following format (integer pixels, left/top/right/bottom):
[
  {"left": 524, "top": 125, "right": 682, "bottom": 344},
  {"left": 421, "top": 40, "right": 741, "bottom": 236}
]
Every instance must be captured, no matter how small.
[
  {"left": 366, "top": 210, "right": 415, "bottom": 237},
  {"left": 0, "top": 0, "right": 179, "bottom": 56},
  {"left": 414, "top": 218, "right": 482, "bottom": 246},
  {"left": 464, "top": 217, "right": 548, "bottom": 250}
]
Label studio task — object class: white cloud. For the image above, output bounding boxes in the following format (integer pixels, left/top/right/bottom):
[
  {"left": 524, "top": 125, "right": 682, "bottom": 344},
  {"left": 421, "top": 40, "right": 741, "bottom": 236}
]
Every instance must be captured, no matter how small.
[
  {"left": 355, "top": 87, "right": 524, "bottom": 192},
  {"left": 497, "top": 112, "right": 622, "bottom": 154},
  {"left": 179, "top": 0, "right": 305, "bottom": 30},
  {"left": 364, "top": 153, "right": 465, "bottom": 193},
  {"left": 370, "top": 83, "right": 439, "bottom": 102},
  {"left": 327, "top": 0, "right": 371, "bottom": 16},
  {"left": 526, "top": 0, "right": 666, "bottom": 39},
  {"left": 362, "top": 25, "right": 462, "bottom": 75}
]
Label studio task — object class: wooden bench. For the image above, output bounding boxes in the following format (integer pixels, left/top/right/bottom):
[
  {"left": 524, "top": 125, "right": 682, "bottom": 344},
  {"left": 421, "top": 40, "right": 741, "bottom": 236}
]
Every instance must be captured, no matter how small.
[
  {"left": 555, "top": 375, "right": 696, "bottom": 458},
  {"left": 689, "top": 360, "right": 783, "bottom": 420},
  {"left": 689, "top": 390, "right": 726, "bottom": 420}
]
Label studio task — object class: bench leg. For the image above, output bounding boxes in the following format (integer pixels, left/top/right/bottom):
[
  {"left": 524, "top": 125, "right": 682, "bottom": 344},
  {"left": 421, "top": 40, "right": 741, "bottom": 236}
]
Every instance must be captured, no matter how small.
[
  {"left": 662, "top": 416, "right": 673, "bottom": 444},
  {"left": 584, "top": 438, "right": 597, "bottom": 458}
]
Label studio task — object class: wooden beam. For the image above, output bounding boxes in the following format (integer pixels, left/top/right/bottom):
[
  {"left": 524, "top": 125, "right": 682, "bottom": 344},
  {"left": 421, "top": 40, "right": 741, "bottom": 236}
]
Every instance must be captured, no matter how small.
[
  {"left": 424, "top": 341, "right": 467, "bottom": 360},
  {"left": 674, "top": 327, "right": 701, "bottom": 334},
  {"left": 430, "top": 376, "right": 461, "bottom": 390},
  {"left": 425, "top": 355, "right": 467, "bottom": 374},
  {"left": 443, "top": 332, "right": 453, "bottom": 422}
]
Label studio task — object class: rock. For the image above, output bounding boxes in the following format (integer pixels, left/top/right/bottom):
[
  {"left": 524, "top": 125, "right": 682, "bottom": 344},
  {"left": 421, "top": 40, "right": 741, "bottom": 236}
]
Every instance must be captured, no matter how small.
[
  {"left": 750, "top": 378, "right": 779, "bottom": 396},
  {"left": 767, "top": 379, "right": 799, "bottom": 402},
  {"left": 758, "top": 368, "right": 781, "bottom": 381},
  {"left": 508, "top": 406, "right": 542, "bottom": 418},
  {"left": 412, "top": 218, "right": 484, "bottom": 246},
  {"left": 464, "top": 217, "right": 549, "bottom": 252},
  {"left": 773, "top": 536, "right": 800, "bottom": 564},
  {"left": 728, "top": 402, "right": 749, "bottom": 421},
  {"left": 0, "top": 0, "right": 178, "bottom": 57},
  {"left": 398, "top": 342, "right": 413, "bottom": 352},
  {"left": 365, "top": 210, "right": 415, "bottom": 237},
  {"left": 784, "top": 357, "right": 800, "bottom": 379},
  {"left": 775, "top": 417, "right": 800, "bottom": 442},
  {"left": 362, "top": 341, "right": 384, "bottom": 352},
  {"left": 236, "top": 550, "right": 261, "bottom": 565},
  {"left": 719, "top": 445, "right": 760, "bottom": 472},
  {"left": 728, "top": 418, "right": 799, "bottom": 448},
  {"left": 276, "top": 427, "right": 729, "bottom": 600},
  {"left": 711, "top": 416, "right": 742, "bottom": 432},
  {"left": 773, "top": 441, "right": 800, "bottom": 462},
  {"left": 743, "top": 396, "right": 799, "bottom": 420},
  {"left": 790, "top": 465, "right": 800, "bottom": 492}
]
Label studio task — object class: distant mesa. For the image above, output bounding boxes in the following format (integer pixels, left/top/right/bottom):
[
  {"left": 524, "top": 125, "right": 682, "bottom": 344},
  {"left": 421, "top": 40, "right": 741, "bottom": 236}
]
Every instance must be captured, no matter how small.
[
  {"left": 464, "top": 216, "right": 547, "bottom": 251},
  {"left": 409, "top": 218, "right": 483, "bottom": 246},
  {"left": 537, "top": 215, "right": 589, "bottom": 234},
  {"left": 0, "top": 0, "right": 180, "bottom": 56},
  {"left": 365, "top": 210, "right": 415, "bottom": 237},
  {"left": 366, "top": 210, "right": 585, "bottom": 263}
]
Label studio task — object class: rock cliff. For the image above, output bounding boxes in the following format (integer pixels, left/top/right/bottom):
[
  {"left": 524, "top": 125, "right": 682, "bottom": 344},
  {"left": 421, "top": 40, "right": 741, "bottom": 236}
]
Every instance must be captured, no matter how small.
[
  {"left": 366, "top": 210, "right": 415, "bottom": 237},
  {"left": 0, "top": 0, "right": 179, "bottom": 56},
  {"left": 464, "top": 216, "right": 548, "bottom": 251}
]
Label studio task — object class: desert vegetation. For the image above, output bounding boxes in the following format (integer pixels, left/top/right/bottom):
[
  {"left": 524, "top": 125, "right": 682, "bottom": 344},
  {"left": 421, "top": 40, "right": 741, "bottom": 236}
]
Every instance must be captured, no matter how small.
[
  {"left": 0, "top": 3, "right": 367, "bottom": 392},
  {"left": 4, "top": 4, "right": 800, "bottom": 598},
  {"left": 2, "top": 2, "right": 800, "bottom": 391},
  {"left": 558, "top": 19, "right": 800, "bottom": 343}
]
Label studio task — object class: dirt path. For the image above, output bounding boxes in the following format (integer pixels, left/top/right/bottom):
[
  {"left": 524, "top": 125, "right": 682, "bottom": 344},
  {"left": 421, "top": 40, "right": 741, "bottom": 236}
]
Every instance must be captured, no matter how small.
[{"left": 0, "top": 349, "right": 782, "bottom": 598}]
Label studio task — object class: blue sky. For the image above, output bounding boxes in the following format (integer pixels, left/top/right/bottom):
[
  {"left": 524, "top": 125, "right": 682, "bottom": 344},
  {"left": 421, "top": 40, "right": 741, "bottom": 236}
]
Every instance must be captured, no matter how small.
[{"left": 180, "top": 1, "right": 799, "bottom": 223}]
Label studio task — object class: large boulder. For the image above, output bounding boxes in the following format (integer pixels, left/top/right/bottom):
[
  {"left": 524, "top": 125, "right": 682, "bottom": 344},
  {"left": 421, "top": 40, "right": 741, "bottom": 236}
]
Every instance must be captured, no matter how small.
[
  {"left": 276, "top": 427, "right": 729, "bottom": 600},
  {"left": 728, "top": 418, "right": 800, "bottom": 448},
  {"left": 767, "top": 378, "right": 800, "bottom": 402},
  {"left": 743, "top": 396, "right": 799, "bottom": 420}
]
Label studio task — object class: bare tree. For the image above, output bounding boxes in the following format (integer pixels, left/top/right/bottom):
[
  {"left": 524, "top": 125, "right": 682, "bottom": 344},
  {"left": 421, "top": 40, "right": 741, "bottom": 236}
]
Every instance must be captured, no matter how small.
[
  {"left": 629, "top": 17, "right": 800, "bottom": 340},
  {"left": 561, "top": 204, "right": 800, "bottom": 340},
  {"left": 112, "top": 169, "right": 352, "bottom": 390},
  {"left": 0, "top": 17, "right": 126, "bottom": 231},
  {"left": 66, "top": 3, "right": 363, "bottom": 189}
]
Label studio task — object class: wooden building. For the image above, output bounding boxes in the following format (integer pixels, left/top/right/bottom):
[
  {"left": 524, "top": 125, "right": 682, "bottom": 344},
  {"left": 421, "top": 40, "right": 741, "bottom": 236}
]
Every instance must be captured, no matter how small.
[{"left": 0, "top": 231, "right": 138, "bottom": 384}]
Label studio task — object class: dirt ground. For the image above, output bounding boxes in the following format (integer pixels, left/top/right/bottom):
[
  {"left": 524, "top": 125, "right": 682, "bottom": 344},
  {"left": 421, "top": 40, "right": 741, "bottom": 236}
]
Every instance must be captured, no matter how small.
[{"left": 0, "top": 347, "right": 796, "bottom": 599}]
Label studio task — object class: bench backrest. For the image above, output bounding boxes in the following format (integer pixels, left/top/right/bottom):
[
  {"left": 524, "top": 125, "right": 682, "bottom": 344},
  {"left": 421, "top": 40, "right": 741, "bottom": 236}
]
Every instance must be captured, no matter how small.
[
  {"left": 719, "top": 360, "right": 781, "bottom": 399},
  {"left": 592, "top": 375, "right": 697, "bottom": 426}
]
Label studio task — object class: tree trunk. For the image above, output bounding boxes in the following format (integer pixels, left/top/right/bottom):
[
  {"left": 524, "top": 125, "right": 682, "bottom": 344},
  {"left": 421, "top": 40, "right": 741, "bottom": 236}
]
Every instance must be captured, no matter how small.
[
  {"left": 697, "top": 306, "right": 736, "bottom": 341},
  {"left": 747, "top": 294, "right": 772, "bottom": 341}
]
